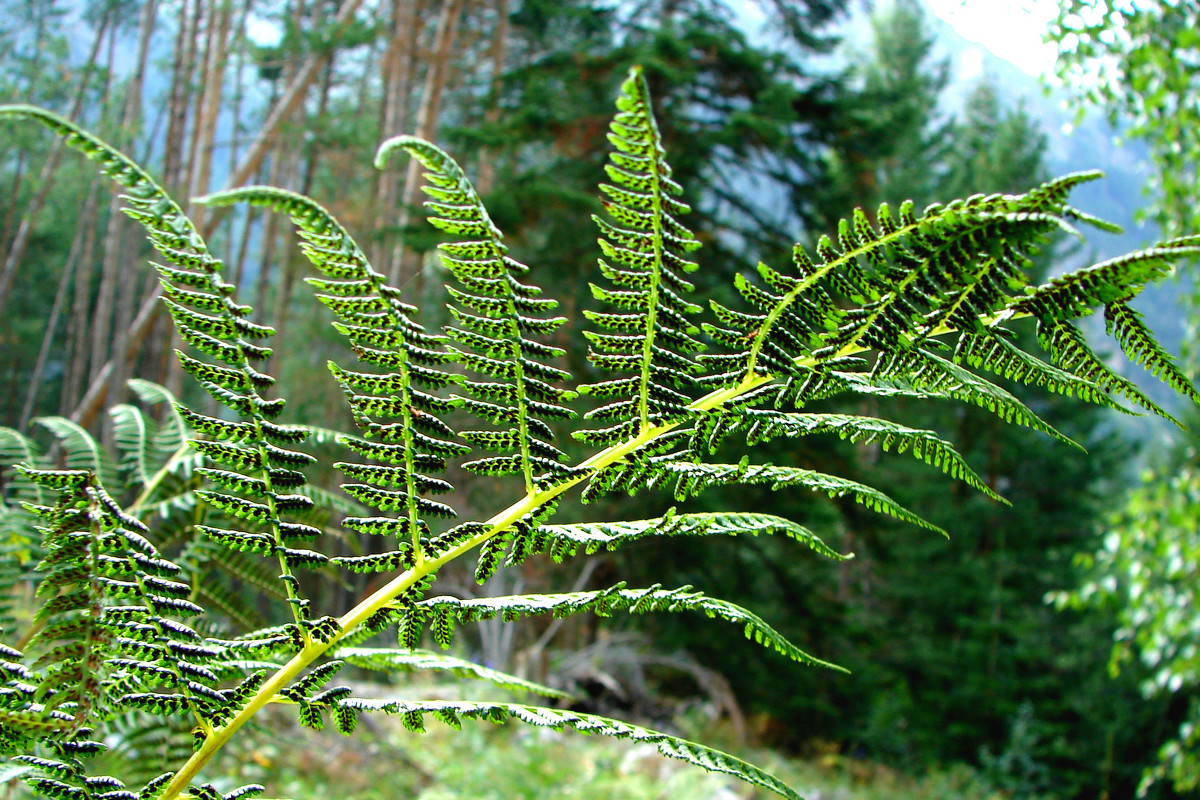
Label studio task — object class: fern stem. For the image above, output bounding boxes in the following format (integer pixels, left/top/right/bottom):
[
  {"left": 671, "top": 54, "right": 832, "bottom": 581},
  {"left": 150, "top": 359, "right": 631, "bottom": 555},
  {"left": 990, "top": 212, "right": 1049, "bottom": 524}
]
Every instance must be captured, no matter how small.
[
  {"left": 158, "top": 312, "right": 1018, "bottom": 799},
  {"left": 128, "top": 443, "right": 191, "bottom": 514}
]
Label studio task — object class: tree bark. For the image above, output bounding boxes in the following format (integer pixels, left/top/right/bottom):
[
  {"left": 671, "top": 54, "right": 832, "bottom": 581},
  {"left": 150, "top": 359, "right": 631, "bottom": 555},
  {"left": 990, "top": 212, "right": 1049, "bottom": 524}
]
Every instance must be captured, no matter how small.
[
  {"left": 370, "top": 0, "right": 423, "bottom": 273},
  {"left": 221, "top": 0, "right": 369, "bottom": 194},
  {"left": 188, "top": 0, "right": 234, "bottom": 231},
  {"left": 61, "top": 182, "right": 102, "bottom": 416},
  {"left": 474, "top": 0, "right": 510, "bottom": 198},
  {"left": 0, "top": 13, "right": 110, "bottom": 316},
  {"left": 389, "top": 0, "right": 463, "bottom": 289},
  {"left": 20, "top": 182, "right": 100, "bottom": 432},
  {"left": 163, "top": 0, "right": 201, "bottom": 196},
  {"left": 99, "top": 0, "right": 160, "bottom": 447},
  {"left": 70, "top": 0, "right": 372, "bottom": 428}
]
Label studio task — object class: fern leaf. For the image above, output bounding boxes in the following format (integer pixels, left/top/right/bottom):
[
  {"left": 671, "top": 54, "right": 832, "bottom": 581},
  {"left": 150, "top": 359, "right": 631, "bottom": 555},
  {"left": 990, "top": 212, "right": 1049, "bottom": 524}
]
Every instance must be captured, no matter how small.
[
  {"left": 109, "top": 404, "right": 157, "bottom": 489},
  {"left": 33, "top": 417, "right": 116, "bottom": 488},
  {"left": 537, "top": 510, "right": 847, "bottom": 561},
  {"left": 699, "top": 174, "right": 1200, "bottom": 430},
  {"left": 1105, "top": 300, "right": 1200, "bottom": 406},
  {"left": 0, "top": 106, "right": 324, "bottom": 630},
  {"left": 864, "top": 353, "right": 1082, "bottom": 448},
  {"left": 0, "top": 427, "right": 49, "bottom": 508},
  {"left": 376, "top": 136, "right": 576, "bottom": 493},
  {"left": 415, "top": 584, "right": 839, "bottom": 669},
  {"left": 1011, "top": 237, "right": 1200, "bottom": 321},
  {"left": 335, "top": 647, "right": 569, "bottom": 699},
  {"left": 11, "top": 468, "right": 226, "bottom": 737},
  {"left": 740, "top": 411, "right": 1004, "bottom": 502},
  {"left": 578, "top": 67, "right": 706, "bottom": 447},
  {"left": 656, "top": 460, "right": 943, "bottom": 534},
  {"left": 337, "top": 698, "right": 803, "bottom": 800},
  {"left": 953, "top": 330, "right": 1137, "bottom": 413},
  {"left": 199, "top": 186, "right": 466, "bottom": 567},
  {"left": 1036, "top": 318, "right": 1176, "bottom": 423}
]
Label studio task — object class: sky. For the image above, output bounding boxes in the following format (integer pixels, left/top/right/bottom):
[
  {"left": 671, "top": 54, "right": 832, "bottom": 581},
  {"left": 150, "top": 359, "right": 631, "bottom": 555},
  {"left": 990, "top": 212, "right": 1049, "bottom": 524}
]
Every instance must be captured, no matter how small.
[
  {"left": 242, "top": 0, "right": 1068, "bottom": 80},
  {"left": 924, "top": 0, "right": 1062, "bottom": 77}
]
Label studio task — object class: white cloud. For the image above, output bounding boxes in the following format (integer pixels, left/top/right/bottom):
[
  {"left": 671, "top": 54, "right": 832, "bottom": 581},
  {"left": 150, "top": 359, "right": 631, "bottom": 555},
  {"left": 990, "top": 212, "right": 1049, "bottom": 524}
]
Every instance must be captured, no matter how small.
[{"left": 924, "top": 0, "right": 1060, "bottom": 77}]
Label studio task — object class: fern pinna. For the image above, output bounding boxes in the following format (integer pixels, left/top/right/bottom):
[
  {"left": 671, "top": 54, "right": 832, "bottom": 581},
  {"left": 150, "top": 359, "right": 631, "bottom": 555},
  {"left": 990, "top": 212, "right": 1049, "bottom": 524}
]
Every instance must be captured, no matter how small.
[{"left": 1, "top": 65, "right": 1198, "bottom": 800}]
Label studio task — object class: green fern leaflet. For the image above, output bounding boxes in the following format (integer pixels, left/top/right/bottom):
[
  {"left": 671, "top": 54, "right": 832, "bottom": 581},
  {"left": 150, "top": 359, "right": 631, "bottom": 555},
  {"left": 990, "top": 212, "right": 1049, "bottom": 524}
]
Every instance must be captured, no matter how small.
[{"left": 1, "top": 64, "right": 1198, "bottom": 800}]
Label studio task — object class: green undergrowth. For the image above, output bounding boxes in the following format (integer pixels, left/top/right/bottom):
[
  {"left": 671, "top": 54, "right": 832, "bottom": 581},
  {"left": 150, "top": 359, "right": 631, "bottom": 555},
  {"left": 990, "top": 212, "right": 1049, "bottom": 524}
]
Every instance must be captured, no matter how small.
[{"left": 57, "top": 681, "right": 999, "bottom": 800}]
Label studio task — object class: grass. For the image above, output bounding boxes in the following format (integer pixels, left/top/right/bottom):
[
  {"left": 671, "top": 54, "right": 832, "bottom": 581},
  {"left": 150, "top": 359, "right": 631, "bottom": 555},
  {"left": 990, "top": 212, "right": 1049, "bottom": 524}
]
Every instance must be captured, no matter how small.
[{"left": 191, "top": 683, "right": 1007, "bottom": 800}]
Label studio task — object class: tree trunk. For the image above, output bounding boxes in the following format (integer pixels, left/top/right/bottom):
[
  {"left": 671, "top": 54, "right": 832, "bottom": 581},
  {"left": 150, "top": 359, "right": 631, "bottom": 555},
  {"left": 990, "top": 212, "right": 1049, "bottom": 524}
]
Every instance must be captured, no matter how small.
[
  {"left": 69, "top": 0, "right": 374, "bottom": 428},
  {"left": 0, "top": 13, "right": 110, "bottom": 316},
  {"left": 389, "top": 0, "right": 463, "bottom": 290},
  {"left": 88, "top": 22, "right": 125, "bottom": 387},
  {"left": 221, "top": 0, "right": 369, "bottom": 194},
  {"left": 370, "top": 0, "right": 423, "bottom": 273},
  {"left": 474, "top": 0, "right": 509, "bottom": 198},
  {"left": 99, "top": 0, "right": 159, "bottom": 446},
  {"left": 20, "top": 182, "right": 101, "bottom": 432},
  {"left": 189, "top": 0, "right": 234, "bottom": 231},
  {"left": 163, "top": 0, "right": 201, "bottom": 196}
]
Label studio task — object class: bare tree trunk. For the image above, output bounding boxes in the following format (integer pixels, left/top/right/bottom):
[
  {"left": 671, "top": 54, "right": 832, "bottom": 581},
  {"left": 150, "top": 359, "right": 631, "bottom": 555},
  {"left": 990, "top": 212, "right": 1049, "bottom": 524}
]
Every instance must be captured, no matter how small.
[
  {"left": 163, "top": 0, "right": 200, "bottom": 196},
  {"left": 270, "top": 53, "right": 335, "bottom": 370},
  {"left": 254, "top": 0, "right": 308, "bottom": 325},
  {"left": 104, "top": 0, "right": 160, "bottom": 440},
  {"left": 0, "top": 155, "right": 28, "bottom": 268},
  {"left": 254, "top": 148, "right": 291, "bottom": 324},
  {"left": 183, "top": 0, "right": 212, "bottom": 198},
  {"left": 20, "top": 182, "right": 101, "bottom": 432},
  {"left": 370, "top": 0, "right": 423, "bottom": 272},
  {"left": 189, "top": 0, "right": 234, "bottom": 231},
  {"left": 474, "top": 0, "right": 509, "bottom": 198},
  {"left": 69, "top": 0, "right": 371, "bottom": 429},
  {"left": 0, "top": 14, "right": 110, "bottom": 316},
  {"left": 82, "top": 0, "right": 159, "bottom": 440},
  {"left": 390, "top": 0, "right": 463, "bottom": 289},
  {"left": 88, "top": 22, "right": 124, "bottom": 387},
  {"left": 221, "top": 0, "right": 369, "bottom": 193},
  {"left": 225, "top": 0, "right": 253, "bottom": 269}
]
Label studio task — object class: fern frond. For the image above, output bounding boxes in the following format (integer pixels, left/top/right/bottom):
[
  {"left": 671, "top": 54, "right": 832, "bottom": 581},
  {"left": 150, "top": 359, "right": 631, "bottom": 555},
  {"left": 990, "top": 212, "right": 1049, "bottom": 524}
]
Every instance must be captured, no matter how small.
[
  {"left": 1035, "top": 318, "right": 1175, "bottom": 423},
  {"left": 10, "top": 468, "right": 228, "bottom": 742},
  {"left": 1011, "top": 238, "right": 1199, "bottom": 320},
  {"left": 1105, "top": 299, "right": 1200, "bottom": 406},
  {"left": 578, "top": 67, "right": 706, "bottom": 447},
  {"left": 335, "top": 647, "right": 569, "bottom": 699},
  {"left": 736, "top": 411, "right": 1004, "bottom": 502},
  {"left": 376, "top": 137, "right": 580, "bottom": 494},
  {"left": 535, "top": 510, "right": 847, "bottom": 561},
  {"left": 953, "top": 330, "right": 1137, "bottom": 413},
  {"left": 0, "top": 426, "right": 49, "bottom": 507},
  {"left": 200, "top": 186, "right": 468, "bottom": 569},
  {"left": 704, "top": 182, "right": 1198, "bottom": 434},
  {"left": 412, "top": 584, "right": 838, "bottom": 669},
  {"left": 652, "top": 460, "right": 943, "bottom": 533},
  {"left": 863, "top": 353, "right": 1082, "bottom": 448},
  {"left": 336, "top": 698, "right": 802, "bottom": 800},
  {"left": 0, "top": 106, "right": 325, "bottom": 631},
  {"left": 33, "top": 418, "right": 116, "bottom": 488}
]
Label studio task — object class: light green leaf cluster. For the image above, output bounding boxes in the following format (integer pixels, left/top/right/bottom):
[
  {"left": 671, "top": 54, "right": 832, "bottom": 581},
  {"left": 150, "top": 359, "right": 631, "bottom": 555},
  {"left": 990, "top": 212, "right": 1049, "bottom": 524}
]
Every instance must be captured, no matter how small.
[{"left": 1052, "top": 466, "right": 1200, "bottom": 795}]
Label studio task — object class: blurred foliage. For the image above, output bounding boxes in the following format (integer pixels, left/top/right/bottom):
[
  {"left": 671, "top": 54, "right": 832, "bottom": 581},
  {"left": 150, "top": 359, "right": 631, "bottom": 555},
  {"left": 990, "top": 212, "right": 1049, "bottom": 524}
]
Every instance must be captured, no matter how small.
[
  {"left": 1049, "top": 1, "right": 1200, "bottom": 795},
  {"left": 1049, "top": 0, "right": 1200, "bottom": 239},
  {"left": 1053, "top": 462, "right": 1200, "bottom": 795}
]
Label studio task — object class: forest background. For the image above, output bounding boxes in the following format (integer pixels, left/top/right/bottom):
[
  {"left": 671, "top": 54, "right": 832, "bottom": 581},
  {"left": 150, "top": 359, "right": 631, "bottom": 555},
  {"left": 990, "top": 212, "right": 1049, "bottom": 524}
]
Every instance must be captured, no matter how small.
[{"left": 1, "top": 0, "right": 1197, "bottom": 798}]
